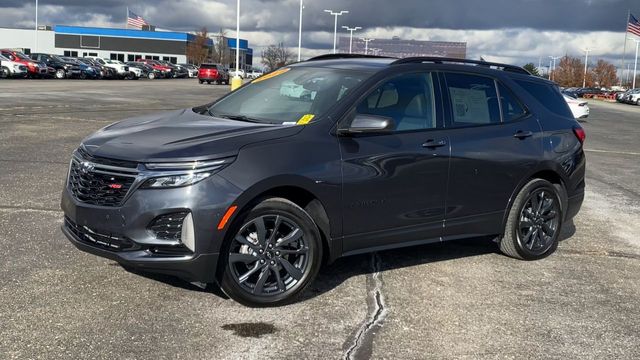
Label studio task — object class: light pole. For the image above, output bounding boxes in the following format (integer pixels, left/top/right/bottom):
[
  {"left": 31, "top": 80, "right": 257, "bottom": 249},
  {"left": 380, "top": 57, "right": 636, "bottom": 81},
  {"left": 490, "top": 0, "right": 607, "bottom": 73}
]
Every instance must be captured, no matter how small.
[
  {"left": 362, "top": 38, "right": 374, "bottom": 55},
  {"left": 231, "top": 0, "right": 242, "bottom": 90},
  {"left": 548, "top": 56, "right": 560, "bottom": 81},
  {"left": 582, "top": 48, "right": 592, "bottom": 88},
  {"left": 324, "top": 9, "right": 348, "bottom": 54},
  {"left": 630, "top": 38, "right": 640, "bottom": 89},
  {"left": 297, "top": 0, "right": 303, "bottom": 61},
  {"left": 35, "top": 0, "right": 38, "bottom": 52},
  {"left": 341, "top": 26, "right": 361, "bottom": 54}
]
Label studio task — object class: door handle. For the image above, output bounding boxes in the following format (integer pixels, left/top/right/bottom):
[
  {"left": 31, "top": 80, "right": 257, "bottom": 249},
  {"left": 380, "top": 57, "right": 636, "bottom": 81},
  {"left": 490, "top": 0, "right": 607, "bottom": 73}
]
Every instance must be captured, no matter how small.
[
  {"left": 422, "top": 139, "right": 448, "bottom": 148},
  {"left": 513, "top": 130, "right": 533, "bottom": 139}
]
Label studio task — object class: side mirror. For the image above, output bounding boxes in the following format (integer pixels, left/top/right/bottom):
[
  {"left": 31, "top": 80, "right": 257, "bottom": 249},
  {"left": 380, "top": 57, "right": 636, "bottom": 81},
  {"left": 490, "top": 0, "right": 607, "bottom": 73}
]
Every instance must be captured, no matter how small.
[{"left": 338, "top": 114, "right": 394, "bottom": 136}]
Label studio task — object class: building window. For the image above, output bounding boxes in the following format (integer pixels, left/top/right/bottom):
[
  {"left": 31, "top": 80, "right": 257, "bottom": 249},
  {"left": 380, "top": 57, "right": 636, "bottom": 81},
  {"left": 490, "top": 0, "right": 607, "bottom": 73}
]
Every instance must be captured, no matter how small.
[
  {"left": 71, "top": 51, "right": 78, "bottom": 57},
  {"left": 110, "top": 53, "right": 117, "bottom": 60},
  {"left": 152, "top": 56, "right": 159, "bottom": 60},
  {"left": 127, "top": 54, "right": 134, "bottom": 62},
  {"left": 89, "top": 52, "right": 97, "bottom": 57},
  {"left": 23, "top": 48, "right": 31, "bottom": 55},
  {"left": 136, "top": 54, "right": 142, "bottom": 61},
  {"left": 170, "top": 57, "right": 177, "bottom": 64},
  {"left": 117, "top": 54, "right": 124, "bottom": 62},
  {"left": 162, "top": 57, "right": 169, "bottom": 61},
  {"left": 64, "top": 51, "right": 71, "bottom": 57}
]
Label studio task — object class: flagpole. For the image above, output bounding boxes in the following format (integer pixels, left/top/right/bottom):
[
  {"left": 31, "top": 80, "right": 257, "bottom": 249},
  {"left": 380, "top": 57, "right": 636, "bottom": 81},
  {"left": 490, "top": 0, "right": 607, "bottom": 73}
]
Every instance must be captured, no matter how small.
[
  {"left": 621, "top": 9, "right": 630, "bottom": 87},
  {"left": 126, "top": 7, "right": 128, "bottom": 29}
]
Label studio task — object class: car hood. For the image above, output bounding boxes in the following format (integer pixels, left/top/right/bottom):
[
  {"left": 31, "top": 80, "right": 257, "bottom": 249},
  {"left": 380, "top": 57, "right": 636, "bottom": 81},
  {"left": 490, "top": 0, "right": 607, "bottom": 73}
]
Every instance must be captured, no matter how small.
[{"left": 81, "top": 108, "right": 303, "bottom": 162}]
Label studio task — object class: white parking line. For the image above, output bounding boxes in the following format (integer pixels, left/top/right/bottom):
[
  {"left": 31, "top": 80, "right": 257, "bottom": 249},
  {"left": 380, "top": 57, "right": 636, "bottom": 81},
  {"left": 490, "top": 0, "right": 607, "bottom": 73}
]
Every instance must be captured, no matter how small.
[{"left": 584, "top": 149, "right": 640, "bottom": 156}]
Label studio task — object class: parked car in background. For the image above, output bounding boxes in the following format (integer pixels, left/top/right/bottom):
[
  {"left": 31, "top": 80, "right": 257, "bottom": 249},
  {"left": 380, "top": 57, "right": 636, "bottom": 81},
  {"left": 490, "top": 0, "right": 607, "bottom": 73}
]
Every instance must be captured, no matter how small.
[
  {"left": 136, "top": 59, "right": 173, "bottom": 78},
  {"left": 60, "top": 57, "right": 101, "bottom": 79},
  {"left": 575, "top": 87, "right": 603, "bottom": 98},
  {"left": 624, "top": 89, "right": 640, "bottom": 105},
  {"left": 179, "top": 64, "right": 199, "bottom": 78},
  {"left": 0, "top": 53, "right": 28, "bottom": 78},
  {"left": 229, "top": 68, "right": 246, "bottom": 78},
  {"left": 126, "top": 62, "right": 158, "bottom": 79},
  {"left": 157, "top": 60, "right": 188, "bottom": 78},
  {"left": 75, "top": 58, "right": 105, "bottom": 78},
  {"left": 85, "top": 57, "right": 131, "bottom": 79},
  {"left": 198, "top": 63, "right": 229, "bottom": 84},
  {"left": 248, "top": 70, "right": 264, "bottom": 79},
  {"left": 30, "top": 53, "right": 81, "bottom": 79},
  {"left": 0, "top": 49, "right": 48, "bottom": 77},
  {"left": 563, "top": 94, "right": 589, "bottom": 119}
]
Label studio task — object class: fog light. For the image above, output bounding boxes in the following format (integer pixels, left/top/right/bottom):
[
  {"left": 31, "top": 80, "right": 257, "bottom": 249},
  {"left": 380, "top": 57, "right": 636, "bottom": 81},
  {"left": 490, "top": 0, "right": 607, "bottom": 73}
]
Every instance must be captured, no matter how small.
[{"left": 181, "top": 213, "right": 195, "bottom": 252}]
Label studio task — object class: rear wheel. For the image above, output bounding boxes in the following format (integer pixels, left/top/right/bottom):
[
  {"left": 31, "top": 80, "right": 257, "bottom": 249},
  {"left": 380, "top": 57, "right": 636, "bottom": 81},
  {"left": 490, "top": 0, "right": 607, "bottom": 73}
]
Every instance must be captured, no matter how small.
[
  {"left": 55, "top": 69, "right": 65, "bottom": 79},
  {"left": 148, "top": 72, "right": 155, "bottom": 80},
  {"left": 220, "top": 198, "right": 322, "bottom": 307},
  {"left": 499, "top": 179, "right": 562, "bottom": 260},
  {"left": 0, "top": 67, "right": 9, "bottom": 78}
]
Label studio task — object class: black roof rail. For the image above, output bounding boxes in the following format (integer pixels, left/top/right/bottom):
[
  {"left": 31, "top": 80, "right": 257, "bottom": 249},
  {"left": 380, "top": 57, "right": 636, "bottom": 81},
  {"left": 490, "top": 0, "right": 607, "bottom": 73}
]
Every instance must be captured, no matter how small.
[
  {"left": 391, "top": 57, "right": 531, "bottom": 75},
  {"left": 306, "top": 53, "right": 396, "bottom": 62}
]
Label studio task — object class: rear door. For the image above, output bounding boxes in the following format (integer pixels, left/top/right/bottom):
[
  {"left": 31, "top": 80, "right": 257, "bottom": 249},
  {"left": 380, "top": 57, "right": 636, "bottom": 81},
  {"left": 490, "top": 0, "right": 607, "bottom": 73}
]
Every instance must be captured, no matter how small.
[
  {"left": 339, "top": 71, "right": 450, "bottom": 253},
  {"left": 439, "top": 72, "right": 543, "bottom": 238}
]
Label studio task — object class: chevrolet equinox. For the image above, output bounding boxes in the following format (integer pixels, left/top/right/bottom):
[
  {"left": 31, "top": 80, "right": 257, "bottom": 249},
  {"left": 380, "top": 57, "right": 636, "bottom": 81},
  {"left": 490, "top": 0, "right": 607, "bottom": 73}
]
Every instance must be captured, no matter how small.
[{"left": 61, "top": 55, "right": 585, "bottom": 306}]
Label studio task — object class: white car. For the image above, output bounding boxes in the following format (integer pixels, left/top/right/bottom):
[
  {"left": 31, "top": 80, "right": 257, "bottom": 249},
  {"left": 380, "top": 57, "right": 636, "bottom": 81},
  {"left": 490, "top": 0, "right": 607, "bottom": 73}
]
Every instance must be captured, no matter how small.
[
  {"left": 229, "top": 69, "right": 246, "bottom": 78},
  {"left": 85, "top": 57, "right": 132, "bottom": 79},
  {"left": 248, "top": 70, "right": 264, "bottom": 79},
  {"left": 564, "top": 95, "right": 589, "bottom": 119},
  {"left": 0, "top": 54, "right": 28, "bottom": 78}
]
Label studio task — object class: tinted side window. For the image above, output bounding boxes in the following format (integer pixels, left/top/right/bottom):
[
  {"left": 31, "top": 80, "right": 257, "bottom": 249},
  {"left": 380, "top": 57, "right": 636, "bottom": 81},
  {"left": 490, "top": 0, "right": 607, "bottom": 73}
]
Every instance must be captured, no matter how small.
[
  {"left": 515, "top": 80, "right": 573, "bottom": 118},
  {"left": 498, "top": 83, "right": 527, "bottom": 122},
  {"left": 357, "top": 73, "right": 437, "bottom": 131},
  {"left": 444, "top": 73, "right": 501, "bottom": 127}
]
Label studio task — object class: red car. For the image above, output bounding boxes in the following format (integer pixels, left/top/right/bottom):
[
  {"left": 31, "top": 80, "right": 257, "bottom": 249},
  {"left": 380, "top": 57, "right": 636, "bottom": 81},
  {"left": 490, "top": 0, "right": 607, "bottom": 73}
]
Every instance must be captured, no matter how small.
[
  {"left": 136, "top": 59, "right": 172, "bottom": 78},
  {"left": 198, "top": 63, "right": 229, "bottom": 84},
  {"left": 0, "top": 49, "right": 48, "bottom": 77}
]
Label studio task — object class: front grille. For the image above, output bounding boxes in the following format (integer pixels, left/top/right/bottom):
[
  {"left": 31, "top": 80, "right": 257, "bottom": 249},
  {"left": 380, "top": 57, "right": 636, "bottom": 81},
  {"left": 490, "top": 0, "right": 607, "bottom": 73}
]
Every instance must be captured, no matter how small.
[
  {"left": 148, "top": 211, "right": 189, "bottom": 241},
  {"left": 65, "top": 217, "right": 137, "bottom": 251},
  {"left": 68, "top": 153, "right": 138, "bottom": 207}
]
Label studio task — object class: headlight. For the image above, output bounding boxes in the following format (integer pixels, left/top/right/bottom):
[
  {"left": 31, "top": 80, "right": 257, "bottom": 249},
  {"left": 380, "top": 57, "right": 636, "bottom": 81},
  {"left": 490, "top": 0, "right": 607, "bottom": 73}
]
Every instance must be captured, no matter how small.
[
  {"left": 140, "top": 157, "right": 234, "bottom": 189},
  {"left": 141, "top": 172, "right": 213, "bottom": 188}
]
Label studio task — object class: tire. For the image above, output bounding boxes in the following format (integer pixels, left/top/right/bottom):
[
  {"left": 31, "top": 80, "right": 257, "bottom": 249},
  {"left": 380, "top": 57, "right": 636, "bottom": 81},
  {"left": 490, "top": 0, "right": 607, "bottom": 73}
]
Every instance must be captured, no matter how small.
[
  {"left": 207, "top": 81, "right": 211, "bottom": 84},
  {"left": 0, "top": 67, "right": 9, "bottom": 79},
  {"left": 636, "top": 99, "right": 640, "bottom": 106},
  {"left": 219, "top": 198, "right": 323, "bottom": 307},
  {"left": 499, "top": 179, "right": 563, "bottom": 260},
  {"left": 148, "top": 72, "right": 156, "bottom": 80},
  {"left": 55, "top": 69, "right": 65, "bottom": 79},
  {"left": 198, "top": 79, "right": 204, "bottom": 84}
]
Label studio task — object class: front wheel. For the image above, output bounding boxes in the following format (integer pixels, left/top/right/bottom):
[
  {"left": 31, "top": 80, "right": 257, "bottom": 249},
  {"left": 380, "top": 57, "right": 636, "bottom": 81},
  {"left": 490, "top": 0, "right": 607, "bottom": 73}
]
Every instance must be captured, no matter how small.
[
  {"left": 55, "top": 69, "right": 65, "bottom": 79},
  {"left": 220, "top": 198, "right": 322, "bottom": 307},
  {"left": 0, "top": 67, "right": 9, "bottom": 78},
  {"left": 499, "top": 179, "right": 563, "bottom": 260}
]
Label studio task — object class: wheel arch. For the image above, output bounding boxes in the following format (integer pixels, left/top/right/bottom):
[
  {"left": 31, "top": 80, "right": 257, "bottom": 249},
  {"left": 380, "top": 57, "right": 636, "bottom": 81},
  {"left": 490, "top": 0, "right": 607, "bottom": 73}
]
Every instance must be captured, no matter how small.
[{"left": 501, "top": 167, "right": 568, "bottom": 231}]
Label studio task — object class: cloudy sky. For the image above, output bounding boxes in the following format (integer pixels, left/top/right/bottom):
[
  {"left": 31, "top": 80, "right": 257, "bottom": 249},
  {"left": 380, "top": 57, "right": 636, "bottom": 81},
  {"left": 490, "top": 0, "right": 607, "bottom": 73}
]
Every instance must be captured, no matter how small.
[{"left": 1, "top": 0, "right": 639, "bottom": 70}]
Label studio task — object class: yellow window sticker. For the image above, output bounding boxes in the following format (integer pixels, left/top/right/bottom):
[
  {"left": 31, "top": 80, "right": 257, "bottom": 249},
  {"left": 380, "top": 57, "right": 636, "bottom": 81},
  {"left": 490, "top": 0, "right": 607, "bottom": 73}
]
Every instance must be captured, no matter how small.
[
  {"left": 296, "top": 114, "right": 315, "bottom": 125},
  {"left": 251, "top": 67, "right": 290, "bottom": 83}
]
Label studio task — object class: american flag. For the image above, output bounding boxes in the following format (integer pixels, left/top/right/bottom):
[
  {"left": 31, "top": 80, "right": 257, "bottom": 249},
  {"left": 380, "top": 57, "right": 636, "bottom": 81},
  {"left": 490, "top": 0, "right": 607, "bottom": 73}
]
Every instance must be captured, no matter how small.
[
  {"left": 127, "top": 9, "right": 149, "bottom": 29},
  {"left": 628, "top": 13, "right": 640, "bottom": 38}
]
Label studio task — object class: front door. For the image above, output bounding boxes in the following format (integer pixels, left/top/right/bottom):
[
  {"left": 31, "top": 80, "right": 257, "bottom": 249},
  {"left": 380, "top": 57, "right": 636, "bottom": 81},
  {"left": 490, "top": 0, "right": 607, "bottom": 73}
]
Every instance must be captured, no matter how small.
[{"left": 339, "top": 71, "right": 450, "bottom": 254}]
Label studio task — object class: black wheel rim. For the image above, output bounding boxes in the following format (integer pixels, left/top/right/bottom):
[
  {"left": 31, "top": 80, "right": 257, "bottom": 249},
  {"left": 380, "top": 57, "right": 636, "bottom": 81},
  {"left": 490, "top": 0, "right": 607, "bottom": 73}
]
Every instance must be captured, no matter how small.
[
  {"left": 228, "top": 215, "right": 310, "bottom": 297},
  {"left": 517, "top": 189, "right": 560, "bottom": 255}
]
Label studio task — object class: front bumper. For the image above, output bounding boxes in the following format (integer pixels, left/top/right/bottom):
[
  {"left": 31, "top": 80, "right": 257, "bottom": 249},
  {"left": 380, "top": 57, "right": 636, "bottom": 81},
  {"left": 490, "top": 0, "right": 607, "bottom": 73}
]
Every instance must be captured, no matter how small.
[{"left": 60, "top": 173, "right": 243, "bottom": 283}]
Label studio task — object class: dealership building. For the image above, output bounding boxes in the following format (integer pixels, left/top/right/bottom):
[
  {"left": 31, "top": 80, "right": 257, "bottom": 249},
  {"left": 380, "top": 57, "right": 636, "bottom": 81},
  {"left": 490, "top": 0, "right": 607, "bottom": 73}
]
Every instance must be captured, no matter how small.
[
  {"left": 339, "top": 36, "right": 467, "bottom": 59},
  {"left": 0, "top": 25, "right": 253, "bottom": 68}
]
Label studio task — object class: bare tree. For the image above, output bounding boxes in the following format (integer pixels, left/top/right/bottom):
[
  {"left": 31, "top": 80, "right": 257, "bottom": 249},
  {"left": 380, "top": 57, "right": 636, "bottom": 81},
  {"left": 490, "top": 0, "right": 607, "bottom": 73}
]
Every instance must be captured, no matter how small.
[
  {"left": 553, "top": 56, "right": 590, "bottom": 87},
  {"left": 211, "top": 29, "right": 230, "bottom": 66},
  {"left": 186, "top": 27, "right": 209, "bottom": 65},
  {"left": 261, "top": 42, "right": 294, "bottom": 72},
  {"left": 590, "top": 59, "right": 618, "bottom": 88}
]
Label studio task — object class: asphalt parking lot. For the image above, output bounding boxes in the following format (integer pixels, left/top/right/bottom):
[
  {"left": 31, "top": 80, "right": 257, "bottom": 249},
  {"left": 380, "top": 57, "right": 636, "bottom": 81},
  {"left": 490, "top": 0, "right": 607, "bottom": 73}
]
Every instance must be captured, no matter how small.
[{"left": 1, "top": 79, "right": 639, "bottom": 359}]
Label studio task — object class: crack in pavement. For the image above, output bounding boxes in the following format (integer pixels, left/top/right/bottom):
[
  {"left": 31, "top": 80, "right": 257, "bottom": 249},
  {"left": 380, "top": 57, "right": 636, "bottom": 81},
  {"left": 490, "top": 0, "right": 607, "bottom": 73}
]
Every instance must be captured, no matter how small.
[
  {"left": 344, "top": 252, "right": 388, "bottom": 360},
  {"left": 558, "top": 248, "right": 640, "bottom": 260},
  {"left": 0, "top": 205, "right": 61, "bottom": 214}
]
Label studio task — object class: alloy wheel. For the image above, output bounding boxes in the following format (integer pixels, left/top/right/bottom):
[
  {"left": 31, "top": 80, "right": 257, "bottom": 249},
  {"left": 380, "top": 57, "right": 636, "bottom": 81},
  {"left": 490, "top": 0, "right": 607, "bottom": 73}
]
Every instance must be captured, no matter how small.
[
  {"left": 517, "top": 189, "right": 560, "bottom": 255},
  {"left": 228, "top": 215, "right": 310, "bottom": 297}
]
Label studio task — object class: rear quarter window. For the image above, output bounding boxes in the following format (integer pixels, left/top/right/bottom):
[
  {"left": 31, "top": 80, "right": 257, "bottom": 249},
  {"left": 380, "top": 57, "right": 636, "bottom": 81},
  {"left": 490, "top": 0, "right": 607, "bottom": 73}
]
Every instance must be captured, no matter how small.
[{"left": 515, "top": 80, "right": 573, "bottom": 118}]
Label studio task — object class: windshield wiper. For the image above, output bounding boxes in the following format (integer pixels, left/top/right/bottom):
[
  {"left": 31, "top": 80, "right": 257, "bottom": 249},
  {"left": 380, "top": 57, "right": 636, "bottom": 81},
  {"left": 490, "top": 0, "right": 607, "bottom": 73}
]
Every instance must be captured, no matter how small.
[{"left": 209, "top": 112, "right": 266, "bottom": 124}]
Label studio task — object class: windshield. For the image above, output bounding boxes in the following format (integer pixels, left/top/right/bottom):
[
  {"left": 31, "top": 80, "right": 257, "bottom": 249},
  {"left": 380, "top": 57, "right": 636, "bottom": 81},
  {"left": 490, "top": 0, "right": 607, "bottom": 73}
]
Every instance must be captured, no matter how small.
[{"left": 207, "top": 67, "right": 371, "bottom": 125}]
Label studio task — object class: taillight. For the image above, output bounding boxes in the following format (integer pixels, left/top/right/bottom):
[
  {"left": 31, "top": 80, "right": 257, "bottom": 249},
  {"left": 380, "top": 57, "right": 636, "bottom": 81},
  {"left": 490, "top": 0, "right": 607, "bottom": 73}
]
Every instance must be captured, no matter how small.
[
  {"left": 573, "top": 126, "right": 586, "bottom": 144},
  {"left": 211, "top": 69, "right": 218, "bottom": 76}
]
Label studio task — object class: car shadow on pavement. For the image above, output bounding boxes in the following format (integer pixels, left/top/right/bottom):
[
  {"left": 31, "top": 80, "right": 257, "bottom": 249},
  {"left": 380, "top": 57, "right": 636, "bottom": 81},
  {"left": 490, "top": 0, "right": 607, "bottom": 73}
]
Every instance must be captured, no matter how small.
[{"left": 122, "top": 220, "right": 578, "bottom": 303}]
